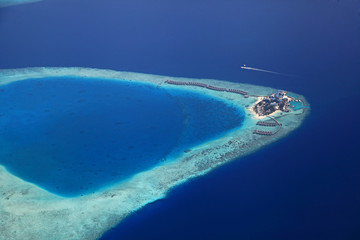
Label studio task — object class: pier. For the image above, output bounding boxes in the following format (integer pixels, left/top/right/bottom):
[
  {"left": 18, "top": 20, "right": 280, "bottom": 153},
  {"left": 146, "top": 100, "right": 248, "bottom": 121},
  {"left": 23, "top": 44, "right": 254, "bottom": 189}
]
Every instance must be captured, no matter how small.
[
  {"left": 165, "top": 80, "right": 248, "bottom": 96},
  {"left": 253, "top": 116, "right": 282, "bottom": 136}
]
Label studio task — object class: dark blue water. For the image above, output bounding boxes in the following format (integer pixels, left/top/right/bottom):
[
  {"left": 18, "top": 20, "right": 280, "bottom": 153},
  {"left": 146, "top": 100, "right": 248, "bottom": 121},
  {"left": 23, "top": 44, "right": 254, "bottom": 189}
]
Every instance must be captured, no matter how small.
[
  {"left": 166, "top": 88, "right": 244, "bottom": 158},
  {"left": 0, "top": 77, "right": 244, "bottom": 196},
  {"left": 0, "top": 0, "right": 359, "bottom": 239}
]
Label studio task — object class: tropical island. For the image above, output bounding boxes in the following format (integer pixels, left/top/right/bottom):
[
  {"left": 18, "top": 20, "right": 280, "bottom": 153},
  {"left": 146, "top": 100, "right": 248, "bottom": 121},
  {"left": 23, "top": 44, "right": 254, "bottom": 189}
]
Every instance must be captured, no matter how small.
[
  {"left": 252, "top": 90, "right": 305, "bottom": 117},
  {"left": 0, "top": 67, "right": 309, "bottom": 240}
]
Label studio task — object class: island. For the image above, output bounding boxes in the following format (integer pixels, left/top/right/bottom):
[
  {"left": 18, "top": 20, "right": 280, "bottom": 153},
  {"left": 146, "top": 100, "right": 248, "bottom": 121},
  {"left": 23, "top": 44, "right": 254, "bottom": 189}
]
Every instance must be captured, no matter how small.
[
  {"left": 252, "top": 90, "right": 304, "bottom": 116},
  {"left": 0, "top": 67, "right": 309, "bottom": 240}
]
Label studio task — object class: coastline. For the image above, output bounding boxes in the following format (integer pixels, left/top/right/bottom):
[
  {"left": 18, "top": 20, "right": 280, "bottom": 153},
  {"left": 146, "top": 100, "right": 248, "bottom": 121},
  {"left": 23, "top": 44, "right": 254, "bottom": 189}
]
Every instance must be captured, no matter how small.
[
  {"left": 0, "top": 67, "right": 310, "bottom": 240},
  {"left": 248, "top": 96, "right": 264, "bottom": 120}
]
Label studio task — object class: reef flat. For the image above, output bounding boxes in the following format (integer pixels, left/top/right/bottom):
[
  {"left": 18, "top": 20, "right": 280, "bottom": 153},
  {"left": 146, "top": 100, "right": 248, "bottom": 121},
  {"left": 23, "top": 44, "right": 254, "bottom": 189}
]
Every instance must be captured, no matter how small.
[
  {"left": 0, "top": 0, "right": 41, "bottom": 7},
  {"left": 0, "top": 67, "right": 309, "bottom": 240}
]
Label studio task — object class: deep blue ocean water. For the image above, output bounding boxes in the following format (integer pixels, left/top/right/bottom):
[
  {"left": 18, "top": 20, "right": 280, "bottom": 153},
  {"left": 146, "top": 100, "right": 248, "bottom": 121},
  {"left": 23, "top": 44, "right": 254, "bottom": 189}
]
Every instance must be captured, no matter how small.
[
  {"left": 0, "top": 0, "right": 359, "bottom": 239},
  {"left": 0, "top": 77, "right": 243, "bottom": 196}
]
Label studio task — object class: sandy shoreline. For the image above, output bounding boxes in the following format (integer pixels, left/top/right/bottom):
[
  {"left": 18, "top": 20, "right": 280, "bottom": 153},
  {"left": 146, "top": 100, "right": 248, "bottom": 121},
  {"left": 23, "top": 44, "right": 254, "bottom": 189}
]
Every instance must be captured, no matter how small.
[
  {"left": 248, "top": 96, "right": 264, "bottom": 120},
  {"left": 0, "top": 67, "right": 309, "bottom": 240}
]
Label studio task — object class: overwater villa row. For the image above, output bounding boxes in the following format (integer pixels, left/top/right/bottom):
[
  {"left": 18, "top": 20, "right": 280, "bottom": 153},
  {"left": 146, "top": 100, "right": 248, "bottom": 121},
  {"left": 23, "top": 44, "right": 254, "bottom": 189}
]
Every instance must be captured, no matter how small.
[
  {"left": 253, "top": 116, "right": 282, "bottom": 136},
  {"left": 165, "top": 80, "right": 249, "bottom": 97},
  {"left": 256, "top": 121, "right": 278, "bottom": 127},
  {"left": 253, "top": 130, "right": 275, "bottom": 136}
]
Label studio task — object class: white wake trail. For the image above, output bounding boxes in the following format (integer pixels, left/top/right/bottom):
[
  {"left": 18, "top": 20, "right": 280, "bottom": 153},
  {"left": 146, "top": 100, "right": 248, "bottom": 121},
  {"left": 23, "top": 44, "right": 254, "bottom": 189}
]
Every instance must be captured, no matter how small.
[{"left": 241, "top": 66, "right": 293, "bottom": 77}]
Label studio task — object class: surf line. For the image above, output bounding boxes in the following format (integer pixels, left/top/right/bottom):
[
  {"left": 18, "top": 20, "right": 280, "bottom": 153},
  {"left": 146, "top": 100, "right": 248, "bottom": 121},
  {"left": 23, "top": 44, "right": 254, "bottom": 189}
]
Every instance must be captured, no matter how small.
[{"left": 241, "top": 65, "right": 293, "bottom": 77}]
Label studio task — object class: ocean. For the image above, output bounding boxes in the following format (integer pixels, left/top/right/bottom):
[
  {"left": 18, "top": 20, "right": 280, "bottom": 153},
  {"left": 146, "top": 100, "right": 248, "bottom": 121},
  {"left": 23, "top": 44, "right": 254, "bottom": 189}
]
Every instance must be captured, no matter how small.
[{"left": 0, "top": 0, "right": 359, "bottom": 239}]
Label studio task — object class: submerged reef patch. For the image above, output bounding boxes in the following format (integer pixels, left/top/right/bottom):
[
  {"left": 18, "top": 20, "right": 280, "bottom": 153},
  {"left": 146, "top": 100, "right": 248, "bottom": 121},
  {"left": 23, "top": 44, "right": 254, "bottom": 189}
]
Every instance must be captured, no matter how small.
[{"left": 0, "top": 67, "right": 309, "bottom": 240}]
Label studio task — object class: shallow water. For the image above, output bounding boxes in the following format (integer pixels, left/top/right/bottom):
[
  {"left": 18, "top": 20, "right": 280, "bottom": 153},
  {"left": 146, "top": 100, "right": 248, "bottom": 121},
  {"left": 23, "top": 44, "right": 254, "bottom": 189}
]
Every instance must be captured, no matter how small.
[
  {"left": 0, "top": 76, "right": 244, "bottom": 196},
  {"left": 289, "top": 100, "right": 304, "bottom": 111}
]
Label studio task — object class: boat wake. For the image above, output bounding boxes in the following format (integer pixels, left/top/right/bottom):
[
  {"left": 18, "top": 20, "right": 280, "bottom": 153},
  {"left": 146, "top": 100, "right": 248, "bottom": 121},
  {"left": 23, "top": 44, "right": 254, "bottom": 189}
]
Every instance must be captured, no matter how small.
[{"left": 241, "top": 65, "right": 295, "bottom": 77}]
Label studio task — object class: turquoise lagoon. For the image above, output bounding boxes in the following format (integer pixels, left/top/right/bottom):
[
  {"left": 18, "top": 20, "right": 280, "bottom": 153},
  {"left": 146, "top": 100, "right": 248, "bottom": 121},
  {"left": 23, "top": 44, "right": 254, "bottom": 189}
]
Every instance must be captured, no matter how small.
[{"left": 0, "top": 76, "right": 244, "bottom": 196}]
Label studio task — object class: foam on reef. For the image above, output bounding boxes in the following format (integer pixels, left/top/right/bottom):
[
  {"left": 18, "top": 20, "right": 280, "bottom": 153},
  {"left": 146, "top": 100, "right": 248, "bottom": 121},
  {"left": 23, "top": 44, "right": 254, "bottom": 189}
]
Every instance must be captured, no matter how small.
[
  {"left": 0, "top": 0, "right": 41, "bottom": 7},
  {"left": 0, "top": 67, "right": 309, "bottom": 240}
]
